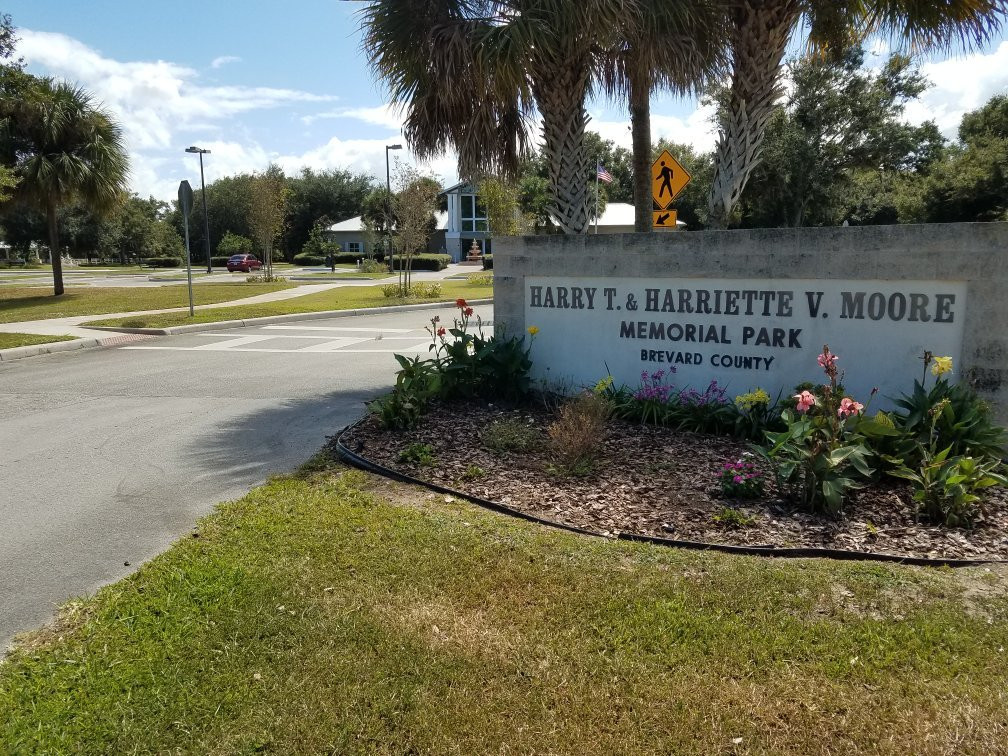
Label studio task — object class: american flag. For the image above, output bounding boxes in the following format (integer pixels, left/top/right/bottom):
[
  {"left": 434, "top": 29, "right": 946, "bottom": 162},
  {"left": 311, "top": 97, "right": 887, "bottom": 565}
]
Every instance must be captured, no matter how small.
[{"left": 596, "top": 163, "right": 614, "bottom": 184}]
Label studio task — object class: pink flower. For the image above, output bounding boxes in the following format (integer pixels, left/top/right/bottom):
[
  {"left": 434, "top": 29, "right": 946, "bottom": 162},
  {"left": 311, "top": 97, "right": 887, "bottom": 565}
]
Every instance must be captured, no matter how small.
[
  {"left": 838, "top": 397, "right": 864, "bottom": 418},
  {"left": 733, "top": 475, "right": 743, "bottom": 484},
  {"left": 817, "top": 352, "right": 838, "bottom": 369},
  {"left": 794, "top": 390, "right": 817, "bottom": 412},
  {"left": 437, "top": 327, "right": 446, "bottom": 337}
]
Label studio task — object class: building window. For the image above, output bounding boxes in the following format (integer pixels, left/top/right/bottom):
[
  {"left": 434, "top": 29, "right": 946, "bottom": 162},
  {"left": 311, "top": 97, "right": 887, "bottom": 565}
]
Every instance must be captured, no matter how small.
[
  {"left": 345, "top": 242, "right": 362, "bottom": 255},
  {"left": 460, "top": 194, "right": 487, "bottom": 233}
]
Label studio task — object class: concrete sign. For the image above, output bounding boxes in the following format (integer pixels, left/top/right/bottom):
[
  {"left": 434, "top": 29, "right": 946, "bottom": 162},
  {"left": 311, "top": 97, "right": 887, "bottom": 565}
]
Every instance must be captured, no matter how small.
[{"left": 524, "top": 276, "right": 967, "bottom": 407}]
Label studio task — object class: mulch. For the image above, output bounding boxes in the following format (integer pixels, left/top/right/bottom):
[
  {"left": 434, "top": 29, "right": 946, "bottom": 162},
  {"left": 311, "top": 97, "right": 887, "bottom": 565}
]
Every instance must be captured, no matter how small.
[{"left": 340, "top": 401, "right": 1008, "bottom": 562}]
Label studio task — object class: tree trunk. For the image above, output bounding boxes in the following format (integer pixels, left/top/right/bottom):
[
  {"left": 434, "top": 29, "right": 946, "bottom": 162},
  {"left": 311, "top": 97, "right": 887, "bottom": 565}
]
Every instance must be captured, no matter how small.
[
  {"left": 629, "top": 64, "right": 653, "bottom": 233},
  {"left": 533, "top": 58, "right": 592, "bottom": 235},
  {"left": 46, "top": 198, "right": 64, "bottom": 296},
  {"left": 708, "top": 0, "right": 799, "bottom": 229}
]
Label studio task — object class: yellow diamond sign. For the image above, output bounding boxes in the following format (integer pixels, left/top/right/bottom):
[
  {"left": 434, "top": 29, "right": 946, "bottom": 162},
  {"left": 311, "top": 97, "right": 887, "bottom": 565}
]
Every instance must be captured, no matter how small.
[{"left": 651, "top": 150, "right": 691, "bottom": 210}]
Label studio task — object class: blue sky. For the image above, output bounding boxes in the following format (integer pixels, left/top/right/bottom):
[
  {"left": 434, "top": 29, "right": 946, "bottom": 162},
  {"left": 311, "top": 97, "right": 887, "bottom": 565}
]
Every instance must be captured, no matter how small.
[{"left": 8, "top": 1, "right": 1008, "bottom": 202}]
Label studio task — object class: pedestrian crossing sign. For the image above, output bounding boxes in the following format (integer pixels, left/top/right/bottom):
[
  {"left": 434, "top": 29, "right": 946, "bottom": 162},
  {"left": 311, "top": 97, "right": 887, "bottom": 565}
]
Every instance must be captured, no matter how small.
[{"left": 651, "top": 150, "right": 691, "bottom": 210}]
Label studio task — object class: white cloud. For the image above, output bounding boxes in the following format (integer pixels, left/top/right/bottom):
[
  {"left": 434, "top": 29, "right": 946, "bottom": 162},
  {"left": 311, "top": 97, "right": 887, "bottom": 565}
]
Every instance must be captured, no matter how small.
[
  {"left": 210, "top": 55, "right": 241, "bottom": 69},
  {"left": 903, "top": 41, "right": 1008, "bottom": 137},
  {"left": 17, "top": 29, "right": 338, "bottom": 152},
  {"left": 301, "top": 103, "right": 405, "bottom": 129},
  {"left": 590, "top": 103, "right": 719, "bottom": 155}
]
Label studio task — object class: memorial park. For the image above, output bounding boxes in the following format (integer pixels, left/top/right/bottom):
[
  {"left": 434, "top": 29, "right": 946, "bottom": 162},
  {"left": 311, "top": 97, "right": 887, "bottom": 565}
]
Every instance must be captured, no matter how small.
[{"left": 2, "top": 2, "right": 1008, "bottom": 753}]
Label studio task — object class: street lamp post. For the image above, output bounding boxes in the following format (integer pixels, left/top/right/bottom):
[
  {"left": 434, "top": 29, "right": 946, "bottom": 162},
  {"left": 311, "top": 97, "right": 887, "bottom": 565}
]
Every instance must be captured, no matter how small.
[
  {"left": 185, "top": 146, "right": 212, "bottom": 273},
  {"left": 385, "top": 143, "right": 401, "bottom": 273}
]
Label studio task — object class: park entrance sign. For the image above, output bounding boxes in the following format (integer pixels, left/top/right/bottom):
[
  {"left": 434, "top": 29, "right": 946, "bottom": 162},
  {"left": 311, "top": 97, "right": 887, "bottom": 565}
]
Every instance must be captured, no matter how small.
[
  {"left": 524, "top": 276, "right": 966, "bottom": 407},
  {"left": 493, "top": 224, "right": 1008, "bottom": 421}
]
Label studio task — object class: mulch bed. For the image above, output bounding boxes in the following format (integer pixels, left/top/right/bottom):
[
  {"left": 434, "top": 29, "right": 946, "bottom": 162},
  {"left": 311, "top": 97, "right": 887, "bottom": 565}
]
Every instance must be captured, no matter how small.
[{"left": 341, "top": 401, "right": 1008, "bottom": 562}]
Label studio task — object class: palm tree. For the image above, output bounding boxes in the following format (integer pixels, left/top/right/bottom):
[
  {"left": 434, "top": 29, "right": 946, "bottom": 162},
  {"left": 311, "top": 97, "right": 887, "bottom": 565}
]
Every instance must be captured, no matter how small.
[
  {"left": 9, "top": 77, "right": 128, "bottom": 294},
  {"left": 362, "top": 0, "right": 639, "bottom": 234},
  {"left": 708, "top": 0, "right": 1008, "bottom": 229},
  {"left": 600, "top": 0, "right": 728, "bottom": 231}
]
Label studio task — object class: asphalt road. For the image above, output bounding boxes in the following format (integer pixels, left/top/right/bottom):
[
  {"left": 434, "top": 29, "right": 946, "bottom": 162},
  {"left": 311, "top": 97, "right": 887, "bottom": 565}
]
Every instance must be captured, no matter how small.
[{"left": 0, "top": 303, "right": 489, "bottom": 651}]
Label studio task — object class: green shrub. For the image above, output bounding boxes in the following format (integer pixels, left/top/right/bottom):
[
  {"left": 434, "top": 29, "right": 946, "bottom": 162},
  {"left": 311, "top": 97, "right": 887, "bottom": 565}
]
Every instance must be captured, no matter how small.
[
  {"left": 210, "top": 256, "right": 230, "bottom": 267},
  {"left": 398, "top": 442, "right": 437, "bottom": 467},
  {"left": 144, "top": 256, "right": 182, "bottom": 268},
  {"left": 712, "top": 507, "right": 756, "bottom": 528},
  {"left": 389, "top": 254, "right": 451, "bottom": 271},
  {"left": 381, "top": 282, "right": 442, "bottom": 299},
  {"left": 359, "top": 258, "right": 387, "bottom": 274},
  {"left": 368, "top": 354, "right": 441, "bottom": 430},
  {"left": 217, "top": 231, "right": 252, "bottom": 257},
  {"left": 293, "top": 252, "right": 325, "bottom": 266},
  {"left": 481, "top": 419, "right": 543, "bottom": 453},
  {"left": 461, "top": 464, "right": 486, "bottom": 481},
  {"left": 482, "top": 254, "right": 493, "bottom": 270},
  {"left": 467, "top": 272, "right": 493, "bottom": 286},
  {"left": 334, "top": 251, "right": 384, "bottom": 264}
]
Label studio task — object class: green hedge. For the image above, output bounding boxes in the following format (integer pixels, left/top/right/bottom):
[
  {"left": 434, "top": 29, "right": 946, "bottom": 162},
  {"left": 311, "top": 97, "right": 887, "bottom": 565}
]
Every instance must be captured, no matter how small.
[
  {"left": 293, "top": 252, "right": 325, "bottom": 266},
  {"left": 482, "top": 254, "right": 493, "bottom": 270},
  {"left": 334, "top": 251, "right": 385, "bottom": 264},
  {"left": 389, "top": 254, "right": 451, "bottom": 271},
  {"left": 144, "top": 256, "right": 182, "bottom": 268},
  {"left": 210, "top": 256, "right": 230, "bottom": 267}
]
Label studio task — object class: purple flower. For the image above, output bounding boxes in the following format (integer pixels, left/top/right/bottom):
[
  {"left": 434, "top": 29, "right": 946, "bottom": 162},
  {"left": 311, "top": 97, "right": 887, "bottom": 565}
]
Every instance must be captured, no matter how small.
[{"left": 733, "top": 475, "right": 743, "bottom": 484}]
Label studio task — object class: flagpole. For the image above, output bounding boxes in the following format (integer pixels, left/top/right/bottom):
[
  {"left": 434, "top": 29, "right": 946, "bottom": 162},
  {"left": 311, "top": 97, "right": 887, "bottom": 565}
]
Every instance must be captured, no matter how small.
[{"left": 595, "top": 160, "right": 599, "bottom": 234}]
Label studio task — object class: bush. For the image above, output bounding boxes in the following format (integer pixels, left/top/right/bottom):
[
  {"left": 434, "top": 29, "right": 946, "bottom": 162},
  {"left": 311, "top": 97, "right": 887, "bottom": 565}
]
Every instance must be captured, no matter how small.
[
  {"left": 217, "top": 231, "right": 252, "bottom": 257},
  {"left": 712, "top": 507, "right": 756, "bottom": 528},
  {"left": 481, "top": 419, "right": 543, "bottom": 453},
  {"left": 210, "top": 256, "right": 230, "bottom": 267},
  {"left": 359, "top": 258, "right": 387, "bottom": 274},
  {"left": 293, "top": 252, "right": 325, "bottom": 266},
  {"left": 334, "top": 251, "right": 384, "bottom": 264},
  {"left": 389, "top": 254, "right": 451, "bottom": 271},
  {"left": 719, "top": 454, "right": 765, "bottom": 498},
  {"left": 381, "top": 282, "right": 442, "bottom": 299},
  {"left": 144, "top": 256, "right": 182, "bottom": 268},
  {"left": 246, "top": 274, "right": 286, "bottom": 283},
  {"left": 482, "top": 254, "right": 493, "bottom": 270},
  {"left": 547, "top": 390, "right": 613, "bottom": 476},
  {"left": 368, "top": 354, "right": 441, "bottom": 430},
  {"left": 467, "top": 272, "right": 493, "bottom": 286},
  {"left": 398, "top": 442, "right": 437, "bottom": 467}
]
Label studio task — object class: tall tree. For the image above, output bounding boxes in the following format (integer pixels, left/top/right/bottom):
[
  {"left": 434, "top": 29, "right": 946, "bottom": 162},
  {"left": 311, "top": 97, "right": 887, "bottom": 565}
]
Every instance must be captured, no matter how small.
[
  {"left": 247, "top": 164, "right": 289, "bottom": 280},
  {"left": 4, "top": 77, "right": 128, "bottom": 294},
  {"left": 391, "top": 166, "right": 439, "bottom": 294},
  {"left": 362, "top": 0, "right": 639, "bottom": 234},
  {"left": 282, "top": 167, "right": 375, "bottom": 259},
  {"left": 707, "top": 0, "right": 1008, "bottom": 229},
  {"left": 601, "top": 0, "right": 726, "bottom": 231}
]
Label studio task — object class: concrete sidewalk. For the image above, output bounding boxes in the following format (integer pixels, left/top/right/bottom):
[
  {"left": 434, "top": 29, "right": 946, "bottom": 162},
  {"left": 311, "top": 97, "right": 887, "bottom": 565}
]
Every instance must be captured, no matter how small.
[{"left": 0, "top": 263, "right": 478, "bottom": 339}]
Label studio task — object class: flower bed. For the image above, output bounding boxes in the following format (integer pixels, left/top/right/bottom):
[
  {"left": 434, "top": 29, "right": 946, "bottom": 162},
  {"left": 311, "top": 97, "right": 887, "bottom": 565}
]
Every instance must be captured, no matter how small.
[
  {"left": 350, "top": 300, "right": 1008, "bottom": 563},
  {"left": 341, "top": 403, "right": 1008, "bottom": 561}
]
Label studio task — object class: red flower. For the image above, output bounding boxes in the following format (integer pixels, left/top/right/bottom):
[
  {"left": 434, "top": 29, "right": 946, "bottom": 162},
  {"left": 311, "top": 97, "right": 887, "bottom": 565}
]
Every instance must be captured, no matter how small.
[
  {"left": 464, "top": 307, "right": 474, "bottom": 317},
  {"left": 437, "top": 327, "right": 446, "bottom": 337},
  {"left": 456, "top": 298, "right": 467, "bottom": 308}
]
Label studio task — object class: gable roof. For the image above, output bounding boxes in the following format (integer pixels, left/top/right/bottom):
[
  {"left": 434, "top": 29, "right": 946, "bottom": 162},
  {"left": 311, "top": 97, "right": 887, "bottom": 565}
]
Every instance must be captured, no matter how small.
[{"left": 327, "top": 212, "right": 449, "bottom": 233}]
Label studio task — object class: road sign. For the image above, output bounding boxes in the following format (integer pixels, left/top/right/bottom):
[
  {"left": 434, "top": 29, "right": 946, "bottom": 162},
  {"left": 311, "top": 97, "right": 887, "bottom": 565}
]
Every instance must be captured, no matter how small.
[
  {"left": 651, "top": 150, "right": 691, "bottom": 209},
  {"left": 652, "top": 209, "right": 678, "bottom": 229},
  {"left": 178, "top": 180, "right": 194, "bottom": 217}
]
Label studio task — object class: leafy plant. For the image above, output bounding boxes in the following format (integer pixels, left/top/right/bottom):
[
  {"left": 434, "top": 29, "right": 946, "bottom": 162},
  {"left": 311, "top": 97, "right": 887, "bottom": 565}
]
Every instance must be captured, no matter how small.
[
  {"left": 761, "top": 345, "right": 893, "bottom": 513},
  {"left": 712, "top": 507, "right": 756, "bottom": 529},
  {"left": 481, "top": 419, "right": 543, "bottom": 454},
  {"left": 461, "top": 464, "right": 486, "bottom": 481},
  {"left": 719, "top": 455, "right": 765, "bottom": 498},
  {"left": 359, "top": 258, "right": 387, "bottom": 274},
  {"left": 398, "top": 442, "right": 437, "bottom": 467},
  {"left": 368, "top": 354, "right": 441, "bottom": 429},
  {"left": 887, "top": 397, "right": 1007, "bottom": 526}
]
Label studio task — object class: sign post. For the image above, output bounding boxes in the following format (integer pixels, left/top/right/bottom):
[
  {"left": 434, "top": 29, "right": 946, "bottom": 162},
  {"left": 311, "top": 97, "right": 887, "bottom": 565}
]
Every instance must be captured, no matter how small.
[
  {"left": 178, "top": 180, "right": 196, "bottom": 317},
  {"left": 651, "top": 150, "right": 691, "bottom": 229}
]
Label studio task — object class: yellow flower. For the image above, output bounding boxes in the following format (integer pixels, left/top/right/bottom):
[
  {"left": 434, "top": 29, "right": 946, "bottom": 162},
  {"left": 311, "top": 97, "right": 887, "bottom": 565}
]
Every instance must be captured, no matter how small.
[
  {"left": 593, "top": 375, "right": 614, "bottom": 395},
  {"left": 527, "top": 325, "right": 540, "bottom": 336},
  {"left": 931, "top": 356, "right": 953, "bottom": 376},
  {"left": 734, "top": 388, "right": 770, "bottom": 410}
]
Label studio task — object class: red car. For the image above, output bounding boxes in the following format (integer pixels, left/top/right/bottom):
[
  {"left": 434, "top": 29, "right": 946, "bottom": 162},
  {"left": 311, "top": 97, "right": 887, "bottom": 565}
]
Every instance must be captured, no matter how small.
[{"left": 227, "top": 254, "right": 262, "bottom": 272}]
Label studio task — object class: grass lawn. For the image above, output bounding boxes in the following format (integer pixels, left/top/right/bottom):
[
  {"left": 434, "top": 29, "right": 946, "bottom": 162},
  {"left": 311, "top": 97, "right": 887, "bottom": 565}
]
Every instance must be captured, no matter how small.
[
  {"left": 2, "top": 455, "right": 1006, "bottom": 754},
  {"left": 0, "top": 332, "right": 77, "bottom": 349},
  {"left": 84, "top": 281, "right": 492, "bottom": 329},
  {"left": 0, "top": 282, "right": 293, "bottom": 324}
]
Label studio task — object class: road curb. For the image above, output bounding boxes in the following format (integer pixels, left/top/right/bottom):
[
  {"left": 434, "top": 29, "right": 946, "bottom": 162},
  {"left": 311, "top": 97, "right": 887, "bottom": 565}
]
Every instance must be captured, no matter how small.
[
  {"left": 0, "top": 338, "right": 101, "bottom": 362},
  {"left": 83, "top": 298, "right": 494, "bottom": 335}
]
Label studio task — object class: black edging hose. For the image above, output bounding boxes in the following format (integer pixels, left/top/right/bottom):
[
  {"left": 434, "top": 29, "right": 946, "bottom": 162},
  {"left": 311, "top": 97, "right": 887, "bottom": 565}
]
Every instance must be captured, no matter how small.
[{"left": 334, "top": 417, "right": 1007, "bottom": 569}]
